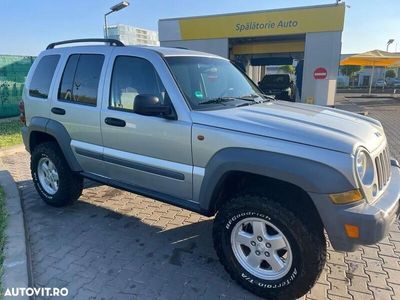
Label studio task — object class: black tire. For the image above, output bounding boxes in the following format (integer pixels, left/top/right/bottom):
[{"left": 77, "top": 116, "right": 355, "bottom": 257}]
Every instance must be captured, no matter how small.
[
  {"left": 213, "top": 195, "right": 326, "bottom": 300},
  {"left": 31, "top": 142, "right": 83, "bottom": 207}
]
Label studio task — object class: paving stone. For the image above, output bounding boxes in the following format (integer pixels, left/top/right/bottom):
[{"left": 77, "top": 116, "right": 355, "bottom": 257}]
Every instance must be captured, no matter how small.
[
  {"left": 307, "top": 282, "right": 329, "bottom": 299},
  {"left": 2, "top": 97, "right": 400, "bottom": 300},
  {"left": 368, "top": 286, "right": 394, "bottom": 300},
  {"left": 328, "top": 278, "right": 352, "bottom": 298},
  {"left": 348, "top": 290, "right": 374, "bottom": 300}
]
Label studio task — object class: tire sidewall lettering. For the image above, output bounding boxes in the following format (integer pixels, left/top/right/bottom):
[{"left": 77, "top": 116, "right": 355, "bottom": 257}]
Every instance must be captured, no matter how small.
[{"left": 225, "top": 211, "right": 271, "bottom": 230}]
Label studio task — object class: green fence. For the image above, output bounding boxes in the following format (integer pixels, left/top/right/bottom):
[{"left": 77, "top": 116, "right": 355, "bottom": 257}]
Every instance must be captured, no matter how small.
[{"left": 0, "top": 55, "right": 35, "bottom": 118}]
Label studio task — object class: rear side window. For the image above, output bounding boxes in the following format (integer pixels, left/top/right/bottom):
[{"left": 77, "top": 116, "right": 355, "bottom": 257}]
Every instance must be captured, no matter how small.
[
  {"left": 58, "top": 54, "right": 104, "bottom": 106},
  {"left": 29, "top": 55, "right": 60, "bottom": 99}
]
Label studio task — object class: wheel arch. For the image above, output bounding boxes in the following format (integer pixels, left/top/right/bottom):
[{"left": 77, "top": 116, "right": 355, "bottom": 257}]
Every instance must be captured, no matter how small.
[
  {"left": 27, "top": 117, "right": 82, "bottom": 172},
  {"left": 199, "top": 148, "right": 354, "bottom": 218}
]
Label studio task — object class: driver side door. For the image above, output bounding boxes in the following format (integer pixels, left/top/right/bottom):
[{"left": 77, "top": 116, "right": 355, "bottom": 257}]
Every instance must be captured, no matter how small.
[{"left": 100, "top": 52, "right": 193, "bottom": 200}]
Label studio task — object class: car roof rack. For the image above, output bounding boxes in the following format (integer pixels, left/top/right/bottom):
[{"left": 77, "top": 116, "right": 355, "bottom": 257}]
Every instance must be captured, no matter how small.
[{"left": 46, "top": 38, "right": 125, "bottom": 50}]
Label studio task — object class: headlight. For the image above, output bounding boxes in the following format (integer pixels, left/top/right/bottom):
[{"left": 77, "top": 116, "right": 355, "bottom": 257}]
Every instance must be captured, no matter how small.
[{"left": 355, "top": 148, "right": 374, "bottom": 185}]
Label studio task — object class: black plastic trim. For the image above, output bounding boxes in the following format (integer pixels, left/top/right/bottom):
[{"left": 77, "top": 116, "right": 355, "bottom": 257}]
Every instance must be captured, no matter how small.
[
  {"left": 103, "top": 155, "right": 185, "bottom": 181},
  {"left": 81, "top": 172, "right": 209, "bottom": 215}
]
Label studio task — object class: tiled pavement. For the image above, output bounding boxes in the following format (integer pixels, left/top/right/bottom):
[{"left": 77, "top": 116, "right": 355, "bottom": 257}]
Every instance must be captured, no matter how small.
[{"left": 1, "top": 96, "right": 400, "bottom": 299}]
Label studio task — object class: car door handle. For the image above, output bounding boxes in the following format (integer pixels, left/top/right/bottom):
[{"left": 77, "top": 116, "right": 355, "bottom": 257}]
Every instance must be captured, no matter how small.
[
  {"left": 51, "top": 107, "right": 66, "bottom": 115},
  {"left": 105, "top": 117, "right": 126, "bottom": 127}
]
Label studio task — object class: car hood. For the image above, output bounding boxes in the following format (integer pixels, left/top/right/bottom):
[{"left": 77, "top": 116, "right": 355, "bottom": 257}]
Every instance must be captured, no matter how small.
[{"left": 191, "top": 101, "right": 385, "bottom": 154}]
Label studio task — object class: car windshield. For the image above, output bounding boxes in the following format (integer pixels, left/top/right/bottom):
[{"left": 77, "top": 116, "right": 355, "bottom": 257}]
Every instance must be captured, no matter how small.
[{"left": 165, "top": 56, "right": 265, "bottom": 110}]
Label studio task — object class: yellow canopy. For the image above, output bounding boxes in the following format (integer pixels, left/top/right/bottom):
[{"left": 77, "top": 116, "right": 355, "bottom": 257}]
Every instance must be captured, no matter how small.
[{"left": 340, "top": 50, "right": 400, "bottom": 67}]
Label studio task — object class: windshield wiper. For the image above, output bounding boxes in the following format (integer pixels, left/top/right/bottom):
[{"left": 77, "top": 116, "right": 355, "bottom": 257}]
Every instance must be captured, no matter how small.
[
  {"left": 238, "top": 93, "right": 275, "bottom": 104},
  {"left": 198, "top": 97, "right": 236, "bottom": 105}
]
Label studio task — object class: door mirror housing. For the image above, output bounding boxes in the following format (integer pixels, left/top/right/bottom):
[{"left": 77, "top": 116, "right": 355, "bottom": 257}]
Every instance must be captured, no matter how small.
[{"left": 134, "top": 94, "right": 176, "bottom": 119}]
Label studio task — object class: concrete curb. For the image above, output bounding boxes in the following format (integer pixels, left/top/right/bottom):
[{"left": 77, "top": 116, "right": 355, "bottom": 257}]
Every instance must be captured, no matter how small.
[{"left": 0, "top": 160, "right": 29, "bottom": 300}]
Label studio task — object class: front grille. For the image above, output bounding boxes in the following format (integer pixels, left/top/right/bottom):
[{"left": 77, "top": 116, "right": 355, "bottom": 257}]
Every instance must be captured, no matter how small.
[{"left": 375, "top": 147, "right": 391, "bottom": 191}]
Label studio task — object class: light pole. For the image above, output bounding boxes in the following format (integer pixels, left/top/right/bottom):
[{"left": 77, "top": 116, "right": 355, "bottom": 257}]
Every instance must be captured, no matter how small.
[
  {"left": 104, "top": 1, "right": 130, "bottom": 39},
  {"left": 386, "top": 39, "right": 395, "bottom": 52}
]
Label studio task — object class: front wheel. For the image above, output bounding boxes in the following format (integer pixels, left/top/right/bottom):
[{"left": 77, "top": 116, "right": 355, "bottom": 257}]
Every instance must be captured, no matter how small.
[{"left": 213, "top": 195, "right": 326, "bottom": 299}]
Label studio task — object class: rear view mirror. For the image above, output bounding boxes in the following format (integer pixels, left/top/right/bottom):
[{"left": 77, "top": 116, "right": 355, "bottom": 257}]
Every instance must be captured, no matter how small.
[{"left": 134, "top": 94, "right": 175, "bottom": 119}]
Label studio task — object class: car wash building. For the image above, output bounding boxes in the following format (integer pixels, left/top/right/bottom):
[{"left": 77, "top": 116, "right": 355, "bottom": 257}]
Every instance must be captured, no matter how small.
[{"left": 158, "top": 3, "right": 345, "bottom": 106}]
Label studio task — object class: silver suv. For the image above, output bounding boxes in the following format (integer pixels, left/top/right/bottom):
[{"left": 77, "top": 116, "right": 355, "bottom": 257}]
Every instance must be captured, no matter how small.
[{"left": 21, "top": 39, "right": 400, "bottom": 299}]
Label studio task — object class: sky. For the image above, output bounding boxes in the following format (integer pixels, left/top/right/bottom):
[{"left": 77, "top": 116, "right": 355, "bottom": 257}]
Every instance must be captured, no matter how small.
[{"left": 1, "top": 0, "right": 399, "bottom": 56}]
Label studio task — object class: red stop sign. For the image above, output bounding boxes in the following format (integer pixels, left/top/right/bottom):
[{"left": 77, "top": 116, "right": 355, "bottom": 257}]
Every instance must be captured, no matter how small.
[{"left": 313, "top": 67, "right": 327, "bottom": 80}]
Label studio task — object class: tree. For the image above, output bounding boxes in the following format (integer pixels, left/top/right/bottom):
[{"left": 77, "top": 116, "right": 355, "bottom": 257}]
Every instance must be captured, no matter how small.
[
  {"left": 279, "top": 65, "right": 295, "bottom": 74},
  {"left": 385, "top": 69, "right": 396, "bottom": 79},
  {"left": 340, "top": 65, "right": 361, "bottom": 87}
]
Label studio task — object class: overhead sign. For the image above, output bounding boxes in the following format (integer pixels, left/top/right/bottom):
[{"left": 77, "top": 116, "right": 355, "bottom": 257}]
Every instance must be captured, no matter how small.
[
  {"left": 313, "top": 67, "right": 328, "bottom": 80},
  {"left": 178, "top": 5, "right": 345, "bottom": 40}
]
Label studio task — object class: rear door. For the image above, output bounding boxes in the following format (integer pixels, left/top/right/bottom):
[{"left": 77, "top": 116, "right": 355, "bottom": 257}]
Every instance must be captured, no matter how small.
[{"left": 49, "top": 47, "right": 112, "bottom": 176}]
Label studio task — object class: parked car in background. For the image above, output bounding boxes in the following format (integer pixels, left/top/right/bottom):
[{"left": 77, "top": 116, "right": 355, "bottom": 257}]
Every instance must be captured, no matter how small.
[
  {"left": 375, "top": 79, "right": 386, "bottom": 88},
  {"left": 258, "top": 74, "right": 295, "bottom": 101},
  {"left": 390, "top": 78, "right": 400, "bottom": 88}
]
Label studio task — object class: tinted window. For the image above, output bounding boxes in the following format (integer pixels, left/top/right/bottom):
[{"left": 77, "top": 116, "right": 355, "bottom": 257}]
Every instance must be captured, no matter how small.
[
  {"left": 58, "top": 54, "right": 104, "bottom": 105},
  {"left": 29, "top": 55, "right": 60, "bottom": 99},
  {"left": 109, "top": 56, "right": 167, "bottom": 111}
]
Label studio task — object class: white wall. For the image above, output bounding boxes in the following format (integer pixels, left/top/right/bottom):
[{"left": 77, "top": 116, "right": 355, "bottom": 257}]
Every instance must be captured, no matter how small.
[
  {"left": 160, "top": 39, "right": 229, "bottom": 58},
  {"left": 302, "top": 31, "right": 342, "bottom": 106}
]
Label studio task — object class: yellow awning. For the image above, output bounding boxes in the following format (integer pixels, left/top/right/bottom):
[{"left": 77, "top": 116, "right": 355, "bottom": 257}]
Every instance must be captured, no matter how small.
[{"left": 340, "top": 50, "right": 400, "bottom": 67}]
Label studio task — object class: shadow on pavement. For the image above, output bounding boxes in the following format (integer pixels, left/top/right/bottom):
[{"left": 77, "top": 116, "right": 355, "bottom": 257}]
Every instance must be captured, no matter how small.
[{"left": 16, "top": 178, "right": 258, "bottom": 299}]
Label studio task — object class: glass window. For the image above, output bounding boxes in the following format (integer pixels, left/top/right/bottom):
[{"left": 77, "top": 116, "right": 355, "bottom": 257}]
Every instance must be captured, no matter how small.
[
  {"left": 109, "top": 56, "right": 168, "bottom": 111},
  {"left": 165, "top": 56, "right": 263, "bottom": 110},
  {"left": 58, "top": 54, "right": 104, "bottom": 106},
  {"left": 29, "top": 55, "right": 60, "bottom": 99}
]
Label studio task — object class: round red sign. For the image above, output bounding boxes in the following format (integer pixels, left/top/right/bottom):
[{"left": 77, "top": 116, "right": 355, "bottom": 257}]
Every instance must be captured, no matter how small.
[{"left": 313, "top": 67, "right": 327, "bottom": 80}]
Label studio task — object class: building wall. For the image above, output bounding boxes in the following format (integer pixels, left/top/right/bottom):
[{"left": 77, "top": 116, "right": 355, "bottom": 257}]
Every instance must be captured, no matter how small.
[
  {"left": 302, "top": 31, "right": 342, "bottom": 106},
  {"left": 161, "top": 39, "right": 229, "bottom": 58},
  {"left": 106, "top": 24, "right": 160, "bottom": 46}
]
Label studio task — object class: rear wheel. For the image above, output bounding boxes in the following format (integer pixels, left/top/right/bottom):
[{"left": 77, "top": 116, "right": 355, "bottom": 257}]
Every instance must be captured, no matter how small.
[
  {"left": 31, "top": 142, "right": 83, "bottom": 207},
  {"left": 213, "top": 194, "right": 326, "bottom": 299}
]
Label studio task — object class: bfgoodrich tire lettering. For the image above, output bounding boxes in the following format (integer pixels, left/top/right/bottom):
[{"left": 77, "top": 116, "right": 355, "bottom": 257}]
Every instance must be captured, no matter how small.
[
  {"left": 213, "top": 195, "right": 326, "bottom": 299},
  {"left": 31, "top": 142, "right": 83, "bottom": 207}
]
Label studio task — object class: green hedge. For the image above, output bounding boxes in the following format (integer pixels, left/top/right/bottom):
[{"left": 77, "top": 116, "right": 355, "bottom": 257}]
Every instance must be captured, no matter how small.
[{"left": 0, "top": 55, "right": 35, "bottom": 118}]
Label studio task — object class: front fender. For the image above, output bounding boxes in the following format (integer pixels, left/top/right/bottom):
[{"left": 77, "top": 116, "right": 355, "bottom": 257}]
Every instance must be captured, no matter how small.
[{"left": 198, "top": 147, "right": 355, "bottom": 213}]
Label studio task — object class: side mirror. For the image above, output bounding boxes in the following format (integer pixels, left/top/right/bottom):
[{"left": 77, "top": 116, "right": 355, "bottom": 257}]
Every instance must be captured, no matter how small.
[{"left": 134, "top": 94, "right": 175, "bottom": 119}]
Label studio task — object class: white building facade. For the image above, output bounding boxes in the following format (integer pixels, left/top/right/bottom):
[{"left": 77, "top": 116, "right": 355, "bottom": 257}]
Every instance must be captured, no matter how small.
[{"left": 106, "top": 24, "right": 160, "bottom": 46}]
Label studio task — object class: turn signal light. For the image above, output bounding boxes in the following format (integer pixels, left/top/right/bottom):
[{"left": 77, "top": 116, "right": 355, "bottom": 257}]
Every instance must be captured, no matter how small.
[
  {"left": 329, "top": 189, "right": 363, "bottom": 205},
  {"left": 344, "top": 224, "right": 360, "bottom": 238}
]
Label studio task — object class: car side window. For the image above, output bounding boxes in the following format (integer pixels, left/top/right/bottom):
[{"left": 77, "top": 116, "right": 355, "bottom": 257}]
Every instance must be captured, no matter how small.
[
  {"left": 58, "top": 54, "right": 104, "bottom": 106},
  {"left": 109, "top": 56, "right": 168, "bottom": 111},
  {"left": 29, "top": 55, "right": 60, "bottom": 99}
]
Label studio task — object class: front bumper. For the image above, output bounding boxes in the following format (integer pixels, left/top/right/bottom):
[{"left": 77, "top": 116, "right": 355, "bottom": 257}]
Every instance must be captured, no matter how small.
[{"left": 311, "top": 162, "right": 400, "bottom": 252}]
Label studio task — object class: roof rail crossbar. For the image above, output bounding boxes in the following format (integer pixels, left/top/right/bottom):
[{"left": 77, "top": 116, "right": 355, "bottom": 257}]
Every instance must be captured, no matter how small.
[{"left": 46, "top": 38, "right": 125, "bottom": 50}]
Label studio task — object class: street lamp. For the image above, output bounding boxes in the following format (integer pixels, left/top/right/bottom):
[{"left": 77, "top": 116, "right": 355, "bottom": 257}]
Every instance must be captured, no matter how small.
[
  {"left": 104, "top": 1, "right": 130, "bottom": 39},
  {"left": 386, "top": 39, "right": 395, "bottom": 52}
]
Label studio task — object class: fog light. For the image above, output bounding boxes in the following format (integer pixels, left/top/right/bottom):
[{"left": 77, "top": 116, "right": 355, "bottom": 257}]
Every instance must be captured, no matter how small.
[
  {"left": 329, "top": 189, "right": 363, "bottom": 204},
  {"left": 344, "top": 224, "right": 360, "bottom": 238}
]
